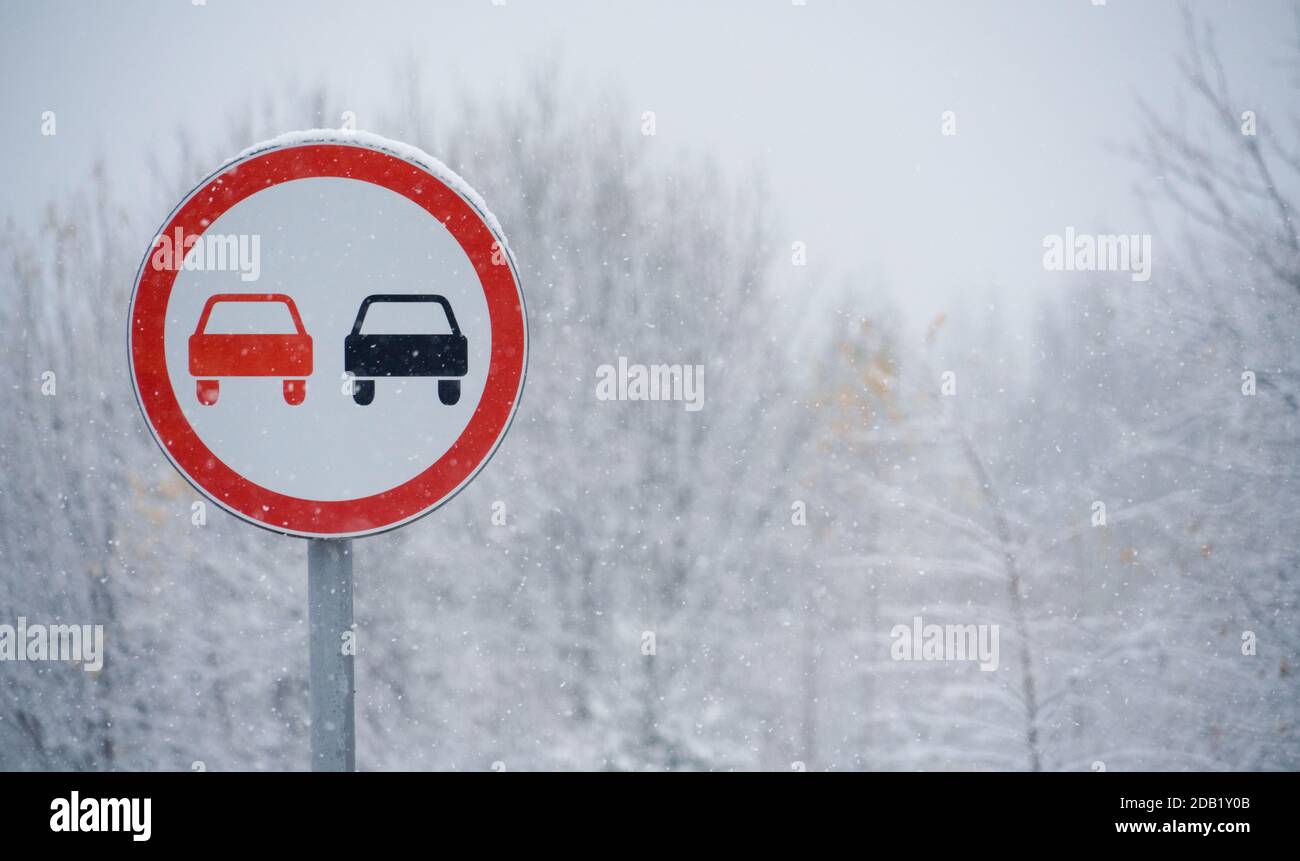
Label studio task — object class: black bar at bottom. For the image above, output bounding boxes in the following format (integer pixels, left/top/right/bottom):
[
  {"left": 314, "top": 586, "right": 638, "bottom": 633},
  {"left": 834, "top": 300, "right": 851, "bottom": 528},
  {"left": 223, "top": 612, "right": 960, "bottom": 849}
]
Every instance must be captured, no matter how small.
[{"left": 0, "top": 771, "right": 1287, "bottom": 847}]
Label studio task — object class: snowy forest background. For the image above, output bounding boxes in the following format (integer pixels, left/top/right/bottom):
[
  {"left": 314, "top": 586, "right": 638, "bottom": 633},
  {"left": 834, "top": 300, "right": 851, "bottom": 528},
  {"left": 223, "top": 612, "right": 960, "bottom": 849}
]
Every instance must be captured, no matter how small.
[{"left": 2, "top": 3, "right": 1299, "bottom": 770}]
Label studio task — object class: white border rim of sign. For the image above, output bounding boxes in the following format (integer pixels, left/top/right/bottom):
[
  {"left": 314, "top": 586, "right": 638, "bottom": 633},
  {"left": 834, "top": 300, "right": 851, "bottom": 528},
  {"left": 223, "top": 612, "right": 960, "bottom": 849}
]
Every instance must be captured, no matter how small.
[{"left": 127, "top": 129, "right": 529, "bottom": 540}]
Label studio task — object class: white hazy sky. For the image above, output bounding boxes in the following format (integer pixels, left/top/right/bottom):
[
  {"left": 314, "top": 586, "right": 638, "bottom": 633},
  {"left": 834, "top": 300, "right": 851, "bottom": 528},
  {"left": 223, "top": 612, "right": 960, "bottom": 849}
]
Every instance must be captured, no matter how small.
[{"left": 2, "top": 0, "right": 1294, "bottom": 331}]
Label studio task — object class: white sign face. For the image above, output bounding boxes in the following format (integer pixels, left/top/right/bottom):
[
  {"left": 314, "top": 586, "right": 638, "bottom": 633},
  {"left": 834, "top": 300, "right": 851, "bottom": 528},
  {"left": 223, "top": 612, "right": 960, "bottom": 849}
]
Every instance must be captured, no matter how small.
[{"left": 130, "top": 131, "right": 528, "bottom": 538}]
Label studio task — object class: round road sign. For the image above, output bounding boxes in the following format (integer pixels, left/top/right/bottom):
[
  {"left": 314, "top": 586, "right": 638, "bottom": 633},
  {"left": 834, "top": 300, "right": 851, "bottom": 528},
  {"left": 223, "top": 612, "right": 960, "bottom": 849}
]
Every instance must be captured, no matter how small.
[{"left": 129, "top": 131, "right": 527, "bottom": 538}]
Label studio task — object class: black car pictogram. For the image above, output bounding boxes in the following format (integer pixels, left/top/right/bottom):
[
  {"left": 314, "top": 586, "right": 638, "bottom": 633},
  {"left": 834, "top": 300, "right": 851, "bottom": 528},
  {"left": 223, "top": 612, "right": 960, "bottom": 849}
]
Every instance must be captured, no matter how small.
[{"left": 344, "top": 294, "right": 468, "bottom": 406}]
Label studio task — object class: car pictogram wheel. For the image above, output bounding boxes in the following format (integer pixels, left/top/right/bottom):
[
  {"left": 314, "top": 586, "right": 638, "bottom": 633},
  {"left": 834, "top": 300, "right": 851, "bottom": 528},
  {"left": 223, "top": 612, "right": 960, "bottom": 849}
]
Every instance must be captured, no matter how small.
[
  {"left": 282, "top": 379, "right": 307, "bottom": 405},
  {"left": 197, "top": 379, "right": 220, "bottom": 406},
  {"left": 352, "top": 379, "right": 375, "bottom": 406}
]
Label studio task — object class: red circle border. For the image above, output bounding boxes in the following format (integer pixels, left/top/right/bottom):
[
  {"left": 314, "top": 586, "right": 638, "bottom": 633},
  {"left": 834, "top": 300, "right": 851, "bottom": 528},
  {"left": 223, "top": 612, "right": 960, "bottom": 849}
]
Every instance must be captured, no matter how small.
[{"left": 129, "top": 140, "right": 526, "bottom": 538}]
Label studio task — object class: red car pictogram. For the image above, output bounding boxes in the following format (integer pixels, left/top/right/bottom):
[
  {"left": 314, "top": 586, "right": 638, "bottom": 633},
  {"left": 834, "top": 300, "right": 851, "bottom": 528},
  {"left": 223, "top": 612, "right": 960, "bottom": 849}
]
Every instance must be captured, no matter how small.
[{"left": 189, "top": 293, "right": 313, "bottom": 406}]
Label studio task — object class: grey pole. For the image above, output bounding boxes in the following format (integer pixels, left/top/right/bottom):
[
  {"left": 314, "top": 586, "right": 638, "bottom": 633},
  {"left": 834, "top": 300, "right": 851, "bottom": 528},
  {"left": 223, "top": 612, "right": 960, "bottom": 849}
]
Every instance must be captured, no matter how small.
[{"left": 308, "top": 537, "right": 355, "bottom": 771}]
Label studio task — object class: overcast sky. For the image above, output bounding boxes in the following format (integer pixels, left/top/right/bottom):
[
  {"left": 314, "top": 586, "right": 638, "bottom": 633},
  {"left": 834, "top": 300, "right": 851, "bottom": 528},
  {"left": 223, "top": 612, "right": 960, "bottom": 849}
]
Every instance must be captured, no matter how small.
[{"left": 2, "top": 0, "right": 1294, "bottom": 332}]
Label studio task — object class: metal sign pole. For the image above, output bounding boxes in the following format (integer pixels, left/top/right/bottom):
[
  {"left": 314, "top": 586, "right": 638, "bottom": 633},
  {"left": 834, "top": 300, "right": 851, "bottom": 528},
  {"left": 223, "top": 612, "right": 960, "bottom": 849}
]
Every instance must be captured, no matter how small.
[{"left": 308, "top": 538, "right": 355, "bottom": 771}]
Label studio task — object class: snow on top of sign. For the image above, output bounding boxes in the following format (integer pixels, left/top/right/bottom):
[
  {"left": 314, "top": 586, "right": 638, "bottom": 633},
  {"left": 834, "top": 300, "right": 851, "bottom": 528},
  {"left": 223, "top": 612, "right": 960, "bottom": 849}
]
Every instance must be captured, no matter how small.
[{"left": 221, "top": 129, "right": 512, "bottom": 257}]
